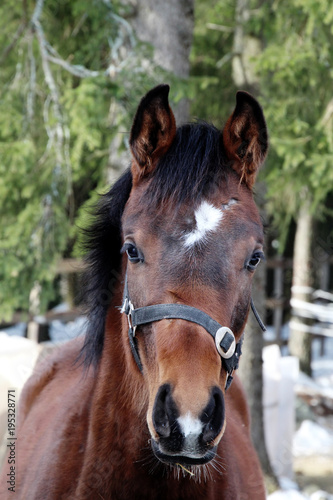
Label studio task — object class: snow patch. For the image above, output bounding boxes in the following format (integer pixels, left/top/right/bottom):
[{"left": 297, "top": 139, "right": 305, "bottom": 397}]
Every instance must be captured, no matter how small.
[{"left": 293, "top": 420, "right": 333, "bottom": 457}]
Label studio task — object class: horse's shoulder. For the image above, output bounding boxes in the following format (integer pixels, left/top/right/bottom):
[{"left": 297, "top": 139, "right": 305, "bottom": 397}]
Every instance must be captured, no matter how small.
[
  {"left": 222, "top": 375, "right": 266, "bottom": 497},
  {"left": 18, "top": 336, "right": 86, "bottom": 423}
]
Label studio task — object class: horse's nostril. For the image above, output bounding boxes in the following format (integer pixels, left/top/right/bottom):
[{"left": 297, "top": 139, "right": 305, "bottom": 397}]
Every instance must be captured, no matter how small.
[
  {"left": 201, "top": 387, "right": 225, "bottom": 444},
  {"left": 152, "top": 384, "right": 224, "bottom": 450},
  {"left": 152, "top": 384, "right": 177, "bottom": 438}
]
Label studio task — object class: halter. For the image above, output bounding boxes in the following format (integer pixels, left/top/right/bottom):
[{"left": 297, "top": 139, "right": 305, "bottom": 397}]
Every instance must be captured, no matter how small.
[{"left": 121, "top": 273, "right": 266, "bottom": 390}]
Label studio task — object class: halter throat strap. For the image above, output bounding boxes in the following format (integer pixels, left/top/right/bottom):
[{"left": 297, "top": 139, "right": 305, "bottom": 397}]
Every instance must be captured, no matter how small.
[{"left": 121, "top": 273, "right": 265, "bottom": 390}]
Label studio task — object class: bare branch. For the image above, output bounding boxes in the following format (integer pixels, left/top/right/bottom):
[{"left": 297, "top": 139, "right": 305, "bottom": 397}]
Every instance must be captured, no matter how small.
[
  {"left": 39, "top": 95, "right": 54, "bottom": 165},
  {"left": 109, "top": 11, "right": 136, "bottom": 47},
  {"left": 71, "top": 12, "right": 88, "bottom": 37},
  {"left": 206, "top": 23, "right": 234, "bottom": 33},
  {"left": 0, "top": 0, "right": 28, "bottom": 64},
  {"left": 31, "top": 0, "right": 61, "bottom": 121},
  {"left": 320, "top": 99, "right": 333, "bottom": 128},
  {"left": 46, "top": 55, "right": 101, "bottom": 78},
  {"left": 27, "top": 33, "right": 36, "bottom": 122},
  {"left": 0, "top": 22, "right": 27, "bottom": 65},
  {"left": 31, "top": 0, "right": 71, "bottom": 195},
  {"left": 38, "top": 37, "right": 102, "bottom": 78},
  {"left": 31, "top": 0, "right": 44, "bottom": 25},
  {"left": 216, "top": 52, "right": 233, "bottom": 69}
]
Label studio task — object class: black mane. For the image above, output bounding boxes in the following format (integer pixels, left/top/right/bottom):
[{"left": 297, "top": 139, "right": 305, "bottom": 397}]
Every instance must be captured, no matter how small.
[
  {"left": 146, "top": 122, "right": 228, "bottom": 207},
  {"left": 82, "top": 122, "right": 230, "bottom": 366},
  {"left": 80, "top": 170, "right": 132, "bottom": 367}
]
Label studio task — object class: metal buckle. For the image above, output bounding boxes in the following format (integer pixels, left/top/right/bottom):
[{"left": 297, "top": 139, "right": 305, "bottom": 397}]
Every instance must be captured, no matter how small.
[
  {"left": 120, "top": 297, "right": 129, "bottom": 315},
  {"left": 121, "top": 297, "right": 137, "bottom": 337},
  {"left": 127, "top": 300, "right": 137, "bottom": 337},
  {"left": 215, "top": 327, "right": 236, "bottom": 359}
]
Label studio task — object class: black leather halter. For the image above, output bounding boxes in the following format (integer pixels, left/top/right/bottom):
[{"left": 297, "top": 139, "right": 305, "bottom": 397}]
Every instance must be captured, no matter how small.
[{"left": 121, "top": 273, "right": 266, "bottom": 390}]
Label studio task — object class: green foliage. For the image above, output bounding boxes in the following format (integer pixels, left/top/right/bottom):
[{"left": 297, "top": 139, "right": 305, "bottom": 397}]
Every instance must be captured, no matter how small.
[
  {"left": 191, "top": 0, "right": 333, "bottom": 252},
  {"left": 0, "top": 0, "right": 159, "bottom": 320},
  {"left": 3, "top": 0, "right": 333, "bottom": 318},
  {"left": 252, "top": 0, "right": 333, "bottom": 247},
  {"left": 190, "top": 0, "right": 237, "bottom": 123}
]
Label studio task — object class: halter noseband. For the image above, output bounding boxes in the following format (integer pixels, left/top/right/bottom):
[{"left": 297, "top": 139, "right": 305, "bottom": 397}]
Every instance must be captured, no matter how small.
[{"left": 121, "top": 273, "right": 266, "bottom": 390}]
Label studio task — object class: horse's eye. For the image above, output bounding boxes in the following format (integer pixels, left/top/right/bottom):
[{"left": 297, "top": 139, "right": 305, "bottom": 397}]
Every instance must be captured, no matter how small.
[
  {"left": 122, "top": 243, "right": 142, "bottom": 264},
  {"left": 247, "top": 252, "right": 264, "bottom": 272}
]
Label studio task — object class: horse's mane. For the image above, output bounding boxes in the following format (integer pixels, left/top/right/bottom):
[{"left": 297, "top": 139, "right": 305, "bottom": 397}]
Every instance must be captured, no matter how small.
[
  {"left": 80, "top": 170, "right": 132, "bottom": 367},
  {"left": 81, "top": 122, "right": 230, "bottom": 366},
  {"left": 146, "top": 122, "right": 228, "bottom": 207}
]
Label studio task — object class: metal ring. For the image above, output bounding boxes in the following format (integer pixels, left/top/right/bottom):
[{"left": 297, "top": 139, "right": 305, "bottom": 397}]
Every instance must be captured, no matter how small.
[{"left": 215, "top": 327, "right": 236, "bottom": 359}]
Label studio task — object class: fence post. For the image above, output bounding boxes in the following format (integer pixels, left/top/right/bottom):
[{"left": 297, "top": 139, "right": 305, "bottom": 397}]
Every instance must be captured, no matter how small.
[{"left": 273, "top": 256, "right": 284, "bottom": 345}]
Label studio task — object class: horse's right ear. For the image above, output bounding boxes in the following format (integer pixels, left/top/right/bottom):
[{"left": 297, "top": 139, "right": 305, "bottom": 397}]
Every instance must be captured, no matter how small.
[
  {"left": 129, "top": 85, "right": 176, "bottom": 185},
  {"left": 222, "top": 91, "right": 268, "bottom": 189}
]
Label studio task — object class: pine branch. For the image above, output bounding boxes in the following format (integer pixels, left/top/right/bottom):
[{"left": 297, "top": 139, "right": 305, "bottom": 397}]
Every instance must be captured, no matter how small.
[
  {"left": 0, "top": 22, "right": 27, "bottom": 65},
  {"left": 31, "top": 0, "right": 71, "bottom": 198},
  {"left": 0, "top": 0, "right": 28, "bottom": 64}
]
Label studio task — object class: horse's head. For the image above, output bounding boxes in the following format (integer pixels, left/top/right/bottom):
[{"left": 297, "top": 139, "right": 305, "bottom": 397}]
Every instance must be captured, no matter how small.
[{"left": 118, "top": 85, "right": 268, "bottom": 467}]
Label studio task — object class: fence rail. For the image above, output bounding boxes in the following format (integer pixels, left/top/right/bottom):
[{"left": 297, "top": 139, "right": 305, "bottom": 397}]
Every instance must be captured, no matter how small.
[{"left": 1, "top": 257, "right": 332, "bottom": 355}]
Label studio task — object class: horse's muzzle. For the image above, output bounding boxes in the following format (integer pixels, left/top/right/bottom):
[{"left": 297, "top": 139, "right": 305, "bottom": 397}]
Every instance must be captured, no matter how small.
[{"left": 151, "top": 384, "right": 225, "bottom": 466}]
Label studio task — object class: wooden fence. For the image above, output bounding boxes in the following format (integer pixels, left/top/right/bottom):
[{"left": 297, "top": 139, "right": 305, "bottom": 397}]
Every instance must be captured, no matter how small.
[
  {"left": 265, "top": 256, "right": 333, "bottom": 353},
  {"left": 1, "top": 257, "right": 333, "bottom": 353}
]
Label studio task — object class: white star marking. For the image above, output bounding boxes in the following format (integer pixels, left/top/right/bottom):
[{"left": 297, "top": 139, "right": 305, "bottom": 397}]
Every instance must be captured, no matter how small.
[{"left": 183, "top": 201, "right": 223, "bottom": 248}]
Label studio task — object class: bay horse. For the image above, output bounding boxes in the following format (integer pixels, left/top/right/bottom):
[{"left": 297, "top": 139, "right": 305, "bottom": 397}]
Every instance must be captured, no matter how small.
[{"left": 1, "top": 85, "right": 268, "bottom": 499}]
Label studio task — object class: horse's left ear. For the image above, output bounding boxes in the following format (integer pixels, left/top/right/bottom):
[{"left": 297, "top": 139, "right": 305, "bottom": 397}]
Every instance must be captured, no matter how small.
[
  {"left": 130, "top": 84, "right": 176, "bottom": 184},
  {"left": 222, "top": 91, "right": 268, "bottom": 189}
]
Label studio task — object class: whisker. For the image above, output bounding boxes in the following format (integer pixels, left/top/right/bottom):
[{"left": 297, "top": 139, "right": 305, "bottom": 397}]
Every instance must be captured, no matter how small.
[
  {"left": 208, "top": 454, "right": 227, "bottom": 475},
  {"left": 135, "top": 436, "right": 227, "bottom": 485}
]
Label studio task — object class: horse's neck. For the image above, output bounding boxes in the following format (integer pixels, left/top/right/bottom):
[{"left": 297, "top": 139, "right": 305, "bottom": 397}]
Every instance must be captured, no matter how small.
[
  {"left": 75, "top": 299, "right": 153, "bottom": 497},
  {"left": 88, "top": 292, "right": 148, "bottom": 438}
]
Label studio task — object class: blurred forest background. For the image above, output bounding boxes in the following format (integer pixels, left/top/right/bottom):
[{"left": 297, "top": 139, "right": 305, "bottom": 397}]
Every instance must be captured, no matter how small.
[
  {"left": 1, "top": 0, "right": 333, "bottom": 494},
  {"left": 1, "top": 0, "right": 332, "bottom": 323}
]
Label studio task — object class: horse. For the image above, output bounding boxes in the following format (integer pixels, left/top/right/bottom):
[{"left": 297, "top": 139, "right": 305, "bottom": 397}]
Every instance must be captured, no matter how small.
[{"left": 0, "top": 84, "right": 269, "bottom": 499}]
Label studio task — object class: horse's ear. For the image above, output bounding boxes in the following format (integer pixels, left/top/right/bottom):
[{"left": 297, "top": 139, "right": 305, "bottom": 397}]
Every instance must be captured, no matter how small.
[
  {"left": 222, "top": 91, "right": 268, "bottom": 189},
  {"left": 129, "top": 84, "right": 176, "bottom": 184}
]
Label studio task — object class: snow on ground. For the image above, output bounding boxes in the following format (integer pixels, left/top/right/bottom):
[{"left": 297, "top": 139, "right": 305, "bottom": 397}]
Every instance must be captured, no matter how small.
[
  {"left": 268, "top": 490, "right": 333, "bottom": 500},
  {"left": 264, "top": 327, "right": 333, "bottom": 499},
  {"left": 293, "top": 420, "right": 333, "bottom": 457},
  {"left": 49, "top": 316, "right": 86, "bottom": 341},
  {"left": 0, "top": 334, "right": 42, "bottom": 467}
]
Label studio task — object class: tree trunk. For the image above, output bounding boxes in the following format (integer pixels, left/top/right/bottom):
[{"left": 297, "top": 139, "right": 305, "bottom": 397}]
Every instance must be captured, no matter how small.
[
  {"left": 231, "top": 0, "right": 277, "bottom": 488},
  {"left": 130, "top": 0, "right": 194, "bottom": 124},
  {"left": 238, "top": 191, "right": 278, "bottom": 489},
  {"left": 289, "top": 197, "right": 314, "bottom": 375}
]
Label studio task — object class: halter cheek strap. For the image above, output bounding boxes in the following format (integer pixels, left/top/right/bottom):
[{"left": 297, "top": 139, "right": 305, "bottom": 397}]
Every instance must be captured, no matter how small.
[{"left": 121, "top": 274, "right": 265, "bottom": 390}]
